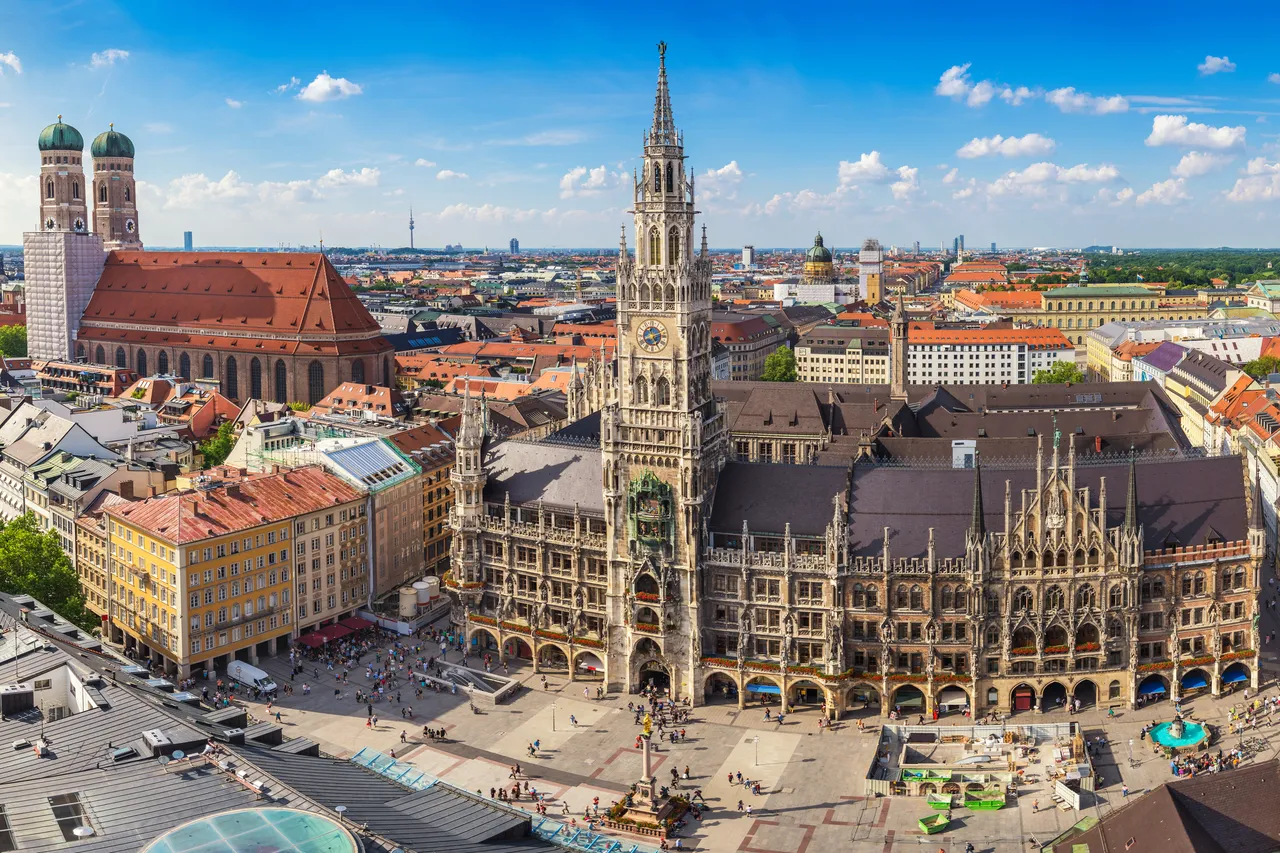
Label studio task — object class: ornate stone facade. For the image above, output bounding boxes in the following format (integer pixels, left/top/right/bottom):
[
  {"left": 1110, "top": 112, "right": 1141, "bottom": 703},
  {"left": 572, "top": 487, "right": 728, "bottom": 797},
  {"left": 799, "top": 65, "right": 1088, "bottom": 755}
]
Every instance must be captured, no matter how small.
[{"left": 448, "top": 47, "right": 1263, "bottom": 718}]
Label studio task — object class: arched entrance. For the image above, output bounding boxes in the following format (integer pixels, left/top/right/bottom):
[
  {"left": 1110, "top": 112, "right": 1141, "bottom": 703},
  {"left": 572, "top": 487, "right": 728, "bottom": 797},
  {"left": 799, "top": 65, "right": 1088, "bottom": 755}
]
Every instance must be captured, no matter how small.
[
  {"left": 788, "top": 679, "right": 825, "bottom": 709},
  {"left": 573, "top": 651, "right": 604, "bottom": 678},
  {"left": 744, "top": 675, "right": 782, "bottom": 707},
  {"left": 704, "top": 672, "right": 738, "bottom": 704},
  {"left": 1044, "top": 625, "right": 1067, "bottom": 649},
  {"left": 1011, "top": 683, "right": 1036, "bottom": 713},
  {"left": 845, "top": 683, "right": 881, "bottom": 717},
  {"left": 1137, "top": 673, "right": 1170, "bottom": 705},
  {"left": 506, "top": 637, "right": 533, "bottom": 660},
  {"left": 1221, "top": 662, "right": 1251, "bottom": 692},
  {"left": 1179, "top": 668, "right": 1210, "bottom": 695},
  {"left": 919, "top": 782, "right": 937, "bottom": 796},
  {"left": 537, "top": 644, "right": 569, "bottom": 671},
  {"left": 1041, "top": 681, "right": 1068, "bottom": 712},
  {"left": 469, "top": 626, "right": 500, "bottom": 654},
  {"left": 891, "top": 684, "right": 925, "bottom": 715},
  {"left": 936, "top": 686, "right": 970, "bottom": 716},
  {"left": 1072, "top": 679, "right": 1097, "bottom": 709},
  {"left": 638, "top": 660, "right": 671, "bottom": 693}
]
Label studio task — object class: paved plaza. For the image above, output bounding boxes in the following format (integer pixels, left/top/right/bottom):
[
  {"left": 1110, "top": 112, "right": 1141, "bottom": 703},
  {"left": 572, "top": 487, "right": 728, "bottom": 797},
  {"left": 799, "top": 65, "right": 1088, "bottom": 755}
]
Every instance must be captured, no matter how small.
[{"left": 222, "top": 618, "right": 1280, "bottom": 853}]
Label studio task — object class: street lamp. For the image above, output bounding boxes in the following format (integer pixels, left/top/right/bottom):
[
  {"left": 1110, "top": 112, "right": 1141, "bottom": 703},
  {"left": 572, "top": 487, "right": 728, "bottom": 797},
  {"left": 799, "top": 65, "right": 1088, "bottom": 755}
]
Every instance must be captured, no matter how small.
[
  {"left": 753, "top": 735, "right": 760, "bottom": 767},
  {"left": 551, "top": 702, "right": 556, "bottom": 732}
]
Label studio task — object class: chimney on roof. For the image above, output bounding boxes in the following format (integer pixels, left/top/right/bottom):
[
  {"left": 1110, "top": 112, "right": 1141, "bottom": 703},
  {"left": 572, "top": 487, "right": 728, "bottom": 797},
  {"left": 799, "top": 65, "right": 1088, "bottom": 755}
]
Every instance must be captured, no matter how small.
[
  {"left": 148, "top": 486, "right": 158, "bottom": 498},
  {"left": 225, "top": 483, "right": 241, "bottom": 499},
  {"left": 118, "top": 481, "right": 134, "bottom": 500},
  {"left": 1094, "top": 435, "right": 1102, "bottom": 454},
  {"left": 271, "top": 464, "right": 281, "bottom": 475}
]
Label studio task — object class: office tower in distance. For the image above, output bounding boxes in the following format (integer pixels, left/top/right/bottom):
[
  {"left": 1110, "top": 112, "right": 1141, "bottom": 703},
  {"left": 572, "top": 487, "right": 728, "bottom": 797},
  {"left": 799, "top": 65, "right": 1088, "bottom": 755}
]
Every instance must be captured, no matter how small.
[
  {"left": 953, "top": 236, "right": 959, "bottom": 256},
  {"left": 510, "top": 238, "right": 519, "bottom": 254},
  {"left": 742, "top": 245, "right": 755, "bottom": 267},
  {"left": 991, "top": 241, "right": 997, "bottom": 252},
  {"left": 959, "top": 234, "right": 965, "bottom": 254},
  {"left": 913, "top": 240, "right": 920, "bottom": 255},
  {"left": 183, "top": 231, "right": 193, "bottom": 251}
]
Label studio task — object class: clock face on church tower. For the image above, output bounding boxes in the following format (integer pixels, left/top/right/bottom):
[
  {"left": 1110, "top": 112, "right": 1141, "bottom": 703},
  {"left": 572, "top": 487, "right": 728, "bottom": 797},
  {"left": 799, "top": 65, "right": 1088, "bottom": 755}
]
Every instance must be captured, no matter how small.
[{"left": 636, "top": 319, "right": 669, "bottom": 353}]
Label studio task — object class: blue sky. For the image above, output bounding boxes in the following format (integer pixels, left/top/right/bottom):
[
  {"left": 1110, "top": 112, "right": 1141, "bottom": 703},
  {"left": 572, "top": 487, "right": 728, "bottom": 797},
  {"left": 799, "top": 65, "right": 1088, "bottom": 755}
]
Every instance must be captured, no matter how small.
[{"left": 2, "top": 0, "right": 1280, "bottom": 249}]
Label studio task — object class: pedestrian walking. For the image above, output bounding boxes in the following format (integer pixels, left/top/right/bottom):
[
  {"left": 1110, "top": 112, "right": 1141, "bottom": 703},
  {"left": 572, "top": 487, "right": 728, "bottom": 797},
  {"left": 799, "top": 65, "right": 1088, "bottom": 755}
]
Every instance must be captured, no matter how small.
[{"left": 1122, "top": 784, "right": 1129, "bottom": 797}]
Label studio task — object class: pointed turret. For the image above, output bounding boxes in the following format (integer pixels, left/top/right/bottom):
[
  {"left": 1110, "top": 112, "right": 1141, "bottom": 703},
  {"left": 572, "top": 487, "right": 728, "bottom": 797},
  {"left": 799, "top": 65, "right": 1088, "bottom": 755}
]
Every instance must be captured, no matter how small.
[
  {"left": 1250, "top": 470, "right": 1267, "bottom": 559},
  {"left": 1124, "top": 447, "right": 1138, "bottom": 532},
  {"left": 649, "top": 41, "right": 677, "bottom": 146},
  {"left": 889, "top": 293, "right": 908, "bottom": 402},
  {"left": 970, "top": 450, "right": 985, "bottom": 540}
]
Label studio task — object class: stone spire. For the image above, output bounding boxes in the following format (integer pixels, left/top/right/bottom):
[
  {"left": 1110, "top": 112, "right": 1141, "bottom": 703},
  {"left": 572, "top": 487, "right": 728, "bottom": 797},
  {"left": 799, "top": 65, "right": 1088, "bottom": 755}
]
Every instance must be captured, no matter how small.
[
  {"left": 970, "top": 450, "right": 985, "bottom": 539},
  {"left": 649, "top": 42, "right": 677, "bottom": 146},
  {"left": 889, "top": 293, "right": 908, "bottom": 402},
  {"left": 1251, "top": 470, "right": 1264, "bottom": 531},
  {"left": 1124, "top": 447, "right": 1139, "bottom": 532}
]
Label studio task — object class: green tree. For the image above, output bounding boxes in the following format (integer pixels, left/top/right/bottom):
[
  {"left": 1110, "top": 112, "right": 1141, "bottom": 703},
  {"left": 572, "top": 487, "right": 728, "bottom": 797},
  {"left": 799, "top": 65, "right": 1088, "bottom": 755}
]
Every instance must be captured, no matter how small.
[
  {"left": 1033, "top": 361, "right": 1086, "bottom": 384},
  {"left": 199, "top": 421, "right": 236, "bottom": 468},
  {"left": 761, "top": 346, "right": 797, "bottom": 382},
  {"left": 1243, "top": 355, "right": 1280, "bottom": 380},
  {"left": 0, "top": 325, "right": 28, "bottom": 358},
  {"left": 0, "top": 513, "right": 93, "bottom": 629}
]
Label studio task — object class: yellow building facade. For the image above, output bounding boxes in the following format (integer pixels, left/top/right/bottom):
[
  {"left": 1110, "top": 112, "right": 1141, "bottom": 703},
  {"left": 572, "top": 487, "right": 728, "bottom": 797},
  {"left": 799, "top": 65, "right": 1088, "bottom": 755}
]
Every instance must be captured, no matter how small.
[{"left": 103, "top": 466, "right": 364, "bottom": 678}]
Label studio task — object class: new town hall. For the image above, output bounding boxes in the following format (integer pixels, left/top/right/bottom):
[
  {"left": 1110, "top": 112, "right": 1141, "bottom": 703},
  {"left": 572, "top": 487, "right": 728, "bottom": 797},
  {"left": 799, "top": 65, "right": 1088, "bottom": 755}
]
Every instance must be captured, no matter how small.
[{"left": 448, "top": 47, "right": 1263, "bottom": 718}]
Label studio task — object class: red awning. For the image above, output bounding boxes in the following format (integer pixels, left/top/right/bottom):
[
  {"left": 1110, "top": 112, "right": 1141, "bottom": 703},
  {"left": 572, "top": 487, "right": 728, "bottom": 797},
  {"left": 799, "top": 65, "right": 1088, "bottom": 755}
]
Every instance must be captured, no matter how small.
[
  {"left": 338, "top": 616, "right": 375, "bottom": 632},
  {"left": 323, "top": 624, "right": 354, "bottom": 642},
  {"left": 296, "top": 633, "right": 327, "bottom": 648}
]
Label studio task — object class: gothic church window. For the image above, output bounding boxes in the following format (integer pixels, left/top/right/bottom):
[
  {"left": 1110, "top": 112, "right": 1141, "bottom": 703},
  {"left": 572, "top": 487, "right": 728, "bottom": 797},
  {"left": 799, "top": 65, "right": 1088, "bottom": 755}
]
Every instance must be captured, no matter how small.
[
  {"left": 352, "top": 359, "right": 365, "bottom": 383},
  {"left": 909, "top": 586, "right": 922, "bottom": 610},
  {"left": 655, "top": 376, "right": 670, "bottom": 406},
  {"left": 226, "top": 357, "right": 238, "bottom": 399},
  {"left": 137, "top": 350, "right": 148, "bottom": 376},
  {"left": 1045, "top": 586, "right": 1064, "bottom": 611},
  {"left": 649, "top": 228, "right": 661, "bottom": 265},
  {"left": 125, "top": 187, "right": 131, "bottom": 202},
  {"left": 46, "top": 181, "right": 54, "bottom": 199},
  {"left": 653, "top": 163, "right": 661, "bottom": 194},
  {"left": 1075, "top": 584, "right": 1095, "bottom": 609},
  {"left": 634, "top": 376, "right": 648, "bottom": 405},
  {"left": 277, "top": 360, "right": 290, "bottom": 403},
  {"left": 665, "top": 162, "right": 673, "bottom": 193},
  {"left": 1014, "top": 587, "right": 1033, "bottom": 611},
  {"left": 72, "top": 182, "right": 79, "bottom": 200},
  {"left": 158, "top": 351, "right": 169, "bottom": 375},
  {"left": 308, "top": 361, "right": 325, "bottom": 405},
  {"left": 99, "top": 184, "right": 107, "bottom": 203},
  {"left": 115, "top": 347, "right": 126, "bottom": 368},
  {"left": 249, "top": 357, "right": 262, "bottom": 399},
  {"left": 202, "top": 354, "right": 214, "bottom": 379},
  {"left": 668, "top": 227, "right": 680, "bottom": 266},
  {"left": 1109, "top": 585, "right": 1124, "bottom": 608},
  {"left": 178, "top": 353, "right": 190, "bottom": 380}
]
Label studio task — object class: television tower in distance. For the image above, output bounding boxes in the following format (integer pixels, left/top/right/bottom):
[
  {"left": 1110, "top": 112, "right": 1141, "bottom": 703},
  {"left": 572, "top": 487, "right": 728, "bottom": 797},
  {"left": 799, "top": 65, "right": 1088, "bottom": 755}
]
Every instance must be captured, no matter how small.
[{"left": 409, "top": 206, "right": 415, "bottom": 249}]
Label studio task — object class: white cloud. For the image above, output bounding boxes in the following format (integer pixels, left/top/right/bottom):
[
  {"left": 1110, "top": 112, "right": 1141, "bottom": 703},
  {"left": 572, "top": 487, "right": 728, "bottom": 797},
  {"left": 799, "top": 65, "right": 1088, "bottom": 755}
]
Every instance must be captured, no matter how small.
[
  {"left": 154, "top": 165, "right": 381, "bottom": 211},
  {"left": 1136, "top": 178, "right": 1190, "bottom": 206},
  {"left": 275, "top": 76, "right": 301, "bottom": 94},
  {"left": 517, "top": 130, "right": 585, "bottom": 146},
  {"left": 987, "top": 161, "right": 1121, "bottom": 198},
  {"left": 890, "top": 166, "right": 920, "bottom": 200},
  {"left": 0, "top": 52, "right": 20, "bottom": 75},
  {"left": 1045, "top": 87, "right": 1129, "bottom": 114},
  {"left": 1270, "top": 73, "right": 1280, "bottom": 85},
  {"left": 414, "top": 158, "right": 437, "bottom": 168},
  {"left": 934, "top": 64, "right": 1013, "bottom": 108},
  {"left": 225, "top": 98, "right": 243, "bottom": 109},
  {"left": 1095, "top": 186, "right": 1136, "bottom": 206},
  {"left": 942, "top": 168, "right": 959, "bottom": 184},
  {"left": 838, "top": 151, "right": 892, "bottom": 185},
  {"left": 1171, "top": 151, "right": 1233, "bottom": 178},
  {"left": 90, "top": 49, "right": 129, "bottom": 69},
  {"left": 1145, "top": 114, "right": 1246, "bottom": 149},
  {"left": 316, "top": 167, "right": 379, "bottom": 188},
  {"left": 558, "top": 165, "right": 623, "bottom": 198},
  {"left": 1198, "top": 55, "right": 1236, "bottom": 75},
  {"left": 1000, "top": 86, "right": 1037, "bottom": 106},
  {"left": 436, "top": 169, "right": 469, "bottom": 181},
  {"left": 296, "top": 71, "right": 362, "bottom": 102},
  {"left": 957, "top": 133, "right": 1056, "bottom": 159},
  {"left": 1225, "top": 157, "right": 1280, "bottom": 202},
  {"left": 700, "top": 161, "right": 744, "bottom": 201},
  {"left": 144, "top": 122, "right": 173, "bottom": 134}
]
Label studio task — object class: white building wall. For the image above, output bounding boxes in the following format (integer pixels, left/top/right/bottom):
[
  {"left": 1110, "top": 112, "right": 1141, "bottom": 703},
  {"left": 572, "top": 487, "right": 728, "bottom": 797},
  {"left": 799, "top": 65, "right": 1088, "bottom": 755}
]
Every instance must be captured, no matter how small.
[{"left": 22, "top": 230, "right": 105, "bottom": 361}]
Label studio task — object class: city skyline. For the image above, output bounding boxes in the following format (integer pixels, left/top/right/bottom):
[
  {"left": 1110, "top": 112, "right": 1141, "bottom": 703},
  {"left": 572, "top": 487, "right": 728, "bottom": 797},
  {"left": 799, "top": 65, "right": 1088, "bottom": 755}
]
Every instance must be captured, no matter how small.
[{"left": 2, "top": 1, "right": 1280, "bottom": 248}]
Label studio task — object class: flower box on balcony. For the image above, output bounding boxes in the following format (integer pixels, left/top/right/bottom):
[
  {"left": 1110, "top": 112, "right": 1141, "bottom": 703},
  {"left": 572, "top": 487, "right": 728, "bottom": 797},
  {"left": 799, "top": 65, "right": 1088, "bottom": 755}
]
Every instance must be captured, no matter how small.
[
  {"left": 535, "top": 630, "right": 568, "bottom": 641},
  {"left": 1137, "top": 660, "right": 1174, "bottom": 672},
  {"left": 635, "top": 622, "right": 660, "bottom": 634},
  {"left": 935, "top": 673, "right": 970, "bottom": 683},
  {"left": 887, "top": 673, "right": 924, "bottom": 683},
  {"left": 574, "top": 637, "right": 604, "bottom": 649},
  {"left": 1011, "top": 647, "right": 1036, "bottom": 656},
  {"left": 635, "top": 591, "right": 661, "bottom": 603},
  {"left": 1074, "top": 643, "right": 1101, "bottom": 652},
  {"left": 1182, "top": 654, "right": 1214, "bottom": 667},
  {"left": 469, "top": 614, "right": 496, "bottom": 626},
  {"left": 1044, "top": 645, "right": 1068, "bottom": 655},
  {"left": 701, "top": 657, "right": 737, "bottom": 668},
  {"left": 1222, "top": 649, "right": 1256, "bottom": 661},
  {"left": 746, "top": 661, "right": 781, "bottom": 672},
  {"left": 500, "top": 621, "right": 531, "bottom": 635}
]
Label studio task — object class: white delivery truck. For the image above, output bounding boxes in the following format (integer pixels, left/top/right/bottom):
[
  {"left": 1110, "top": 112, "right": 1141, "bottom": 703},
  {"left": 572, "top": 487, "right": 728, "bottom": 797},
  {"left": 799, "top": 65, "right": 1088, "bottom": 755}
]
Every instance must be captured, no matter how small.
[{"left": 226, "top": 660, "right": 278, "bottom": 695}]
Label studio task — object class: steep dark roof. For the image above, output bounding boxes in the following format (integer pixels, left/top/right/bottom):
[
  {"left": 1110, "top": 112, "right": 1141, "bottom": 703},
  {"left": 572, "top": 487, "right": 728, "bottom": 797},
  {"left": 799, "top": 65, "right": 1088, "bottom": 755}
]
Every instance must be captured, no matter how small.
[
  {"left": 847, "top": 454, "right": 1247, "bottom": 558},
  {"left": 1052, "top": 759, "right": 1280, "bottom": 853},
  {"left": 709, "top": 462, "right": 847, "bottom": 536},
  {"left": 483, "top": 440, "right": 604, "bottom": 513}
]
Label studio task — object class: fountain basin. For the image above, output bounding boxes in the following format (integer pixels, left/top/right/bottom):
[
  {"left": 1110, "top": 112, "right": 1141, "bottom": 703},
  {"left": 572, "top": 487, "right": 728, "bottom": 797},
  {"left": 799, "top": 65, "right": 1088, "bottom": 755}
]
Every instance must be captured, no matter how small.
[{"left": 1150, "top": 720, "right": 1209, "bottom": 751}]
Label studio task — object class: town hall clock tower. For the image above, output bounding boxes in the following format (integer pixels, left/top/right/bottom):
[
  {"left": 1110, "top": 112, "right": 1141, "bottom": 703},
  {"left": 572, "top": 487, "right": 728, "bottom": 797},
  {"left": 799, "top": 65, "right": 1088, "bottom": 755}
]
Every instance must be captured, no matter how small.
[{"left": 602, "top": 43, "right": 726, "bottom": 699}]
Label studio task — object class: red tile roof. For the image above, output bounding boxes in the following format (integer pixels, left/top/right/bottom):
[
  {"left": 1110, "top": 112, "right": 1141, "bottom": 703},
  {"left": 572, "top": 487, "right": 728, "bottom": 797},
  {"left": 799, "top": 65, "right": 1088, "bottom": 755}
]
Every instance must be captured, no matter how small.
[
  {"left": 78, "top": 251, "right": 389, "bottom": 357},
  {"left": 106, "top": 465, "right": 363, "bottom": 543}
]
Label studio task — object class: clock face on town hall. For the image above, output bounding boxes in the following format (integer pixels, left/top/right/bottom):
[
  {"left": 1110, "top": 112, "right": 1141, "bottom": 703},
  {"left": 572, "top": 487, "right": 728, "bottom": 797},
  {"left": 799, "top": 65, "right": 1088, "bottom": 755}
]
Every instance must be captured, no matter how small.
[{"left": 636, "top": 319, "right": 669, "bottom": 353}]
